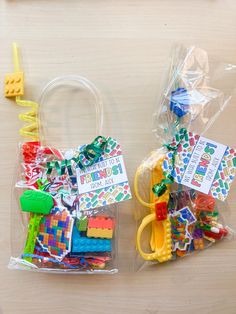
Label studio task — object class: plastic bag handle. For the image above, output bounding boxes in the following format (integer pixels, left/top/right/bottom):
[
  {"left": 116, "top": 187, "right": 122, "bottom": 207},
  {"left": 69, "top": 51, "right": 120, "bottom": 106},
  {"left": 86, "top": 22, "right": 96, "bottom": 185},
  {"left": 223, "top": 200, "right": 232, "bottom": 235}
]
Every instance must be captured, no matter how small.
[{"left": 38, "top": 75, "right": 103, "bottom": 145}]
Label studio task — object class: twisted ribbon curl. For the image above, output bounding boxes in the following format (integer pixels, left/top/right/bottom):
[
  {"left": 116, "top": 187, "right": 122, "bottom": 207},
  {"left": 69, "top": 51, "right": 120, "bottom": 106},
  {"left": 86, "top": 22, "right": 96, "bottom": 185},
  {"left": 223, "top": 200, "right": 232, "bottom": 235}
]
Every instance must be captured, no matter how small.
[
  {"left": 152, "top": 127, "right": 187, "bottom": 197},
  {"left": 46, "top": 136, "right": 107, "bottom": 176}
]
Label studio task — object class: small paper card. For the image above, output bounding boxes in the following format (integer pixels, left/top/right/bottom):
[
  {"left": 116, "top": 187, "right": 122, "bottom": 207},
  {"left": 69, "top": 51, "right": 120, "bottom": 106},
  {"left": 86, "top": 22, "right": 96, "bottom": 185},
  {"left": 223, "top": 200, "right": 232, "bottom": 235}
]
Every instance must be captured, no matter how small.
[
  {"left": 163, "top": 131, "right": 236, "bottom": 201},
  {"left": 178, "top": 206, "right": 197, "bottom": 225},
  {"left": 170, "top": 210, "right": 192, "bottom": 251},
  {"left": 76, "top": 137, "right": 131, "bottom": 210}
]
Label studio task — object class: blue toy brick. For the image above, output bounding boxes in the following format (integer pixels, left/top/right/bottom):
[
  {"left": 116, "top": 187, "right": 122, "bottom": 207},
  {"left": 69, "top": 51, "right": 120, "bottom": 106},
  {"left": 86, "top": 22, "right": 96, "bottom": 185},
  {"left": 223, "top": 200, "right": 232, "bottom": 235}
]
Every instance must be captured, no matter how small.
[
  {"left": 170, "top": 87, "right": 189, "bottom": 118},
  {"left": 71, "top": 225, "right": 112, "bottom": 253}
]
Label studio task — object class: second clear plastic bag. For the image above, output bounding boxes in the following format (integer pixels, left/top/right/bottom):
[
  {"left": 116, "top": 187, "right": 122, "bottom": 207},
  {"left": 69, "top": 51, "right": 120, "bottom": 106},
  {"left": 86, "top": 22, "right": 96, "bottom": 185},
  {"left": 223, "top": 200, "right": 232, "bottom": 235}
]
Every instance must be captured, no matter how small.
[{"left": 134, "top": 45, "right": 236, "bottom": 270}]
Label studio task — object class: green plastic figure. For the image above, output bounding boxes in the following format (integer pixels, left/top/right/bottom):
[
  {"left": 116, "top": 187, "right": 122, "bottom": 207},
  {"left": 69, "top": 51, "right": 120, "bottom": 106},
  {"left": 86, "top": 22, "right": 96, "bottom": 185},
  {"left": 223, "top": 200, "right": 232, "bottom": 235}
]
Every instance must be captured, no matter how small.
[{"left": 20, "top": 190, "right": 54, "bottom": 262}]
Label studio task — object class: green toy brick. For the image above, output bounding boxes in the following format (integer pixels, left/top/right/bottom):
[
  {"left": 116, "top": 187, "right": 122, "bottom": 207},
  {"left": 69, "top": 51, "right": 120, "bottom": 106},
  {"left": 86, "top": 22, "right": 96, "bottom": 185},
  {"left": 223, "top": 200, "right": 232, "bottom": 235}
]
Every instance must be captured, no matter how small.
[
  {"left": 76, "top": 217, "right": 88, "bottom": 231},
  {"left": 20, "top": 190, "right": 54, "bottom": 214}
]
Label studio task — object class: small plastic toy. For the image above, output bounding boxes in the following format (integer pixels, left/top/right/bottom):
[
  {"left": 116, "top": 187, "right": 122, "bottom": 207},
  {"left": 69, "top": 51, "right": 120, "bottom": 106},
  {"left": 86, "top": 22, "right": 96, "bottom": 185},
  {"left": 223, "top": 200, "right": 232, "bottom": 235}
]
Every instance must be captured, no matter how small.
[
  {"left": 5, "top": 43, "right": 39, "bottom": 141},
  {"left": 135, "top": 157, "right": 172, "bottom": 262},
  {"left": 5, "top": 72, "right": 24, "bottom": 97},
  {"left": 19, "top": 190, "right": 54, "bottom": 262},
  {"left": 76, "top": 216, "right": 88, "bottom": 232},
  {"left": 87, "top": 216, "right": 114, "bottom": 239},
  {"left": 71, "top": 225, "right": 112, "bottom": 254},
  {"left": 20, "top": 190, "right": 54, "bottom": 214}
]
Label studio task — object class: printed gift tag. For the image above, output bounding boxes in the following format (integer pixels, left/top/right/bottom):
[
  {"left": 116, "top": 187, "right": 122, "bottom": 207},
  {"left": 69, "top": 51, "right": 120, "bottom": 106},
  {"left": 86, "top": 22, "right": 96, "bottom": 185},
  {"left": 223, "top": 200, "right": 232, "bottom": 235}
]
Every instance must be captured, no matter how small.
[
  {"left": 163, "top": 131, "right": 236, "bottom": 201},
  {"left": 76, "top": 137, "right": 131, "bottom": 210}
]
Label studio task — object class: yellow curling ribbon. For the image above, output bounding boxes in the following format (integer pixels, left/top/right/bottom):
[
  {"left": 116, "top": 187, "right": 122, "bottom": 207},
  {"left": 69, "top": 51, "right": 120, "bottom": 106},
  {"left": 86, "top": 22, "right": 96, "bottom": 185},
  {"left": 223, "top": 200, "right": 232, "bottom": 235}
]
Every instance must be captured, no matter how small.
[{"left": 12, "top": 43, "right": 39, "bottom": 141}]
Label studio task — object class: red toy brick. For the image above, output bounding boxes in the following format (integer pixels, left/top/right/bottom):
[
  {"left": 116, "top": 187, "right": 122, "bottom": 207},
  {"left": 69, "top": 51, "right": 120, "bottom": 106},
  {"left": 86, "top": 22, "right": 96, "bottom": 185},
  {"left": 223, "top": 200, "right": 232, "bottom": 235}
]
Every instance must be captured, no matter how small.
[{"left": 155, "top": 202, "right": 167, "bottom": 221}]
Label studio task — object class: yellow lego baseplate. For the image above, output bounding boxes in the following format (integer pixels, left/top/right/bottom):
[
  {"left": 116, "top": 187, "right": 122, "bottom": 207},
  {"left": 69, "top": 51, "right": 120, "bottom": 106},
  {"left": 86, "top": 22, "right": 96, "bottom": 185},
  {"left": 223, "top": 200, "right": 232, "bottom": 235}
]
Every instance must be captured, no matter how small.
[{"left": 5, "top": 72, "right": 24, "bottom": 97}]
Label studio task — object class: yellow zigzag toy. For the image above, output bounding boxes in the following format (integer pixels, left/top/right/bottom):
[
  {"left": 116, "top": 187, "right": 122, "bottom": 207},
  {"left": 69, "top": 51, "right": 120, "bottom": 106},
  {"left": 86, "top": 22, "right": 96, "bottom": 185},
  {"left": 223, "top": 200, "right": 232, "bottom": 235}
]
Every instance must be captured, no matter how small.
[
  {"left": 134, "top": 154, "right": 172, "bottom": 262},
  {"left": 5, "top": 43, "right": 39, "bottom": 141}
]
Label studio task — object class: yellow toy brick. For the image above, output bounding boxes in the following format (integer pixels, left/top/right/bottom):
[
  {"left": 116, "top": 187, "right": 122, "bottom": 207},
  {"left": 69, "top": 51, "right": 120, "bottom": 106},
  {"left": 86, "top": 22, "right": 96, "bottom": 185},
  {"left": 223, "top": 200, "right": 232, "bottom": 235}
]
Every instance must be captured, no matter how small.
[
  {"left": 5, "top": 72, "right": 24, "bottom": 97},
  {"left": 87, "top": 228, "right": 113, "bottom": 239},
  {"left": 193, "top": 238, "right": 204, "bottom": 250}
]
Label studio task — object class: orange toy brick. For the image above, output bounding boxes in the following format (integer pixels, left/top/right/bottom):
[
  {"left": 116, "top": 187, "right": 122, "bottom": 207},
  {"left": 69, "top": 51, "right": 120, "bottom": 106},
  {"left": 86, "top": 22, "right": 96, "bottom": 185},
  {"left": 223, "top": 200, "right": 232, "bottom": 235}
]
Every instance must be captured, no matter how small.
[
  {"left": 5, "top": 72, "right": 24, "bottom": 97},
  {"left": 88, "top": 216, "right": 114, "bottom": 230},
  {"left": 87, "top": 216, "right": 114, "bottom": 239}
]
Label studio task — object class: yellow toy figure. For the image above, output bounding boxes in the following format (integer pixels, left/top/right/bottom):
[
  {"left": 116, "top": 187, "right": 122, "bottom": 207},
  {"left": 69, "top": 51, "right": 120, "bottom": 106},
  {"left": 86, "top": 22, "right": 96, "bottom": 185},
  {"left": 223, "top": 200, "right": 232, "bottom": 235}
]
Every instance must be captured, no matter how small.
[{"left": 134, "top": 153, "right": 172, "bottom": 262}]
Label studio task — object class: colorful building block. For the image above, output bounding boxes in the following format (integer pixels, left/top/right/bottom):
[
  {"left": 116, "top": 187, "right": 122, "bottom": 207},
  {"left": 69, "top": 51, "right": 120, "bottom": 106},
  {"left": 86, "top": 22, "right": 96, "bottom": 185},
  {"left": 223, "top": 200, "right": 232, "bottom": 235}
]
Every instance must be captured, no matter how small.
[
  {"left": 170, "top": 88, "right": 189, "bottom": 118},
  {"left": 20, "top": 190, "right": 54, "bottom": 263},
  {"left": 86, "top": 216, "right": 114, "bottom": 239},
  {"left": 87, "top": 216, "right": 114, "bottom": 229},
  {"left": 87, "top": 228, "right": 113, "bottom": 239},
  {"left": 155, "top": 202, "right": 167, "bottom": 221},
  {"left": 5, "top": 72, "right": 24, "bottom": 97},
  {"left": 193, "top": 238, "right": 204, "bottom": 250},
  {"left": 20, "top": 190, "right": 54, "bottom": 215},
  {"left": 71, "top": 226, "right": 112, "bottom": 253},
  {"left": 76, "top": 217, "right": 88, "bottom": 232}
]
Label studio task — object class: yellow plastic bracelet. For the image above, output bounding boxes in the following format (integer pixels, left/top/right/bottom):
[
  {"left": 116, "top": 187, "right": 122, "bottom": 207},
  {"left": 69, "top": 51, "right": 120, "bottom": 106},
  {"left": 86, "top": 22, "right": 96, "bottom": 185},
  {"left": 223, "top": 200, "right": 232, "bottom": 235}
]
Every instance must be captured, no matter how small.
[{"left": 135, "top": 154, "right": 172, "bottom": 262}]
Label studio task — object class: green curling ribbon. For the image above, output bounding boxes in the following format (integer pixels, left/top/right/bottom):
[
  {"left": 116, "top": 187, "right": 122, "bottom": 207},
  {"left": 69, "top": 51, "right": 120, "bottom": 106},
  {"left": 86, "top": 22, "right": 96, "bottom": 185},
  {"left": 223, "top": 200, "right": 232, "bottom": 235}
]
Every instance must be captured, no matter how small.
[
  {"left": 36, "top": 178, "right": 50, "bottom": 191},
  {"left": 152, "top": 127, "right": 187, "bottom": 197},
  {"left": 46, "top": 136, "right": 107, "bottom": 175},
  {"left": 78, "top": 135, "right": 107, "bottom": 170},
  {"left": 152, "top": 182, "right": 168, "bottom": 197},
  {"left": 46, "top": 161, "right": 54, "bottom": 175}
]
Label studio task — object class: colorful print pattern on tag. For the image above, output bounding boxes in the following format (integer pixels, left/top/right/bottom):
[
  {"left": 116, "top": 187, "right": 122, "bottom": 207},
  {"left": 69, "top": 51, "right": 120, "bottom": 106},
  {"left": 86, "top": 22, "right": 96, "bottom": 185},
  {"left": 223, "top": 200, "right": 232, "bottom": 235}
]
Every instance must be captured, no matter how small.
[
  {"left": 163, "top": 131, "right": 236, "bottom": 201},
  {"left": 77, "top": 137, "right": 132, "bottom": 210}
]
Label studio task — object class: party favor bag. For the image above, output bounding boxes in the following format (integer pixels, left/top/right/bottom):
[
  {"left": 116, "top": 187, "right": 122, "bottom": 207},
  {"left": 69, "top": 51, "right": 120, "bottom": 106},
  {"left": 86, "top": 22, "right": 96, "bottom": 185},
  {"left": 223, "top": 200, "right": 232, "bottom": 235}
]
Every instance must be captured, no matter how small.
[
  {"left": 7, "top": 44, "right": 131, "bottom": 274},
  {"left": 134, "top": 45, "right": 236, "bottom": 269}
]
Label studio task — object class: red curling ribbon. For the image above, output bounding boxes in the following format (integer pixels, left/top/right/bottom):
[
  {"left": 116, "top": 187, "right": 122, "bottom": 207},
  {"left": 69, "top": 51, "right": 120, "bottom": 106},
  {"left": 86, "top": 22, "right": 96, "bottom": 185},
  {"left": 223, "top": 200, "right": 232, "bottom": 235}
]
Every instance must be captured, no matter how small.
[
  {"left": 42, "top": 147, "right": 64, "bottom": 160},
  {"left": 22, "top": 141, "right": 40, "bottom": 164},
  {"left": 195, "top": 192, "right": 215, "bottom": 212}
]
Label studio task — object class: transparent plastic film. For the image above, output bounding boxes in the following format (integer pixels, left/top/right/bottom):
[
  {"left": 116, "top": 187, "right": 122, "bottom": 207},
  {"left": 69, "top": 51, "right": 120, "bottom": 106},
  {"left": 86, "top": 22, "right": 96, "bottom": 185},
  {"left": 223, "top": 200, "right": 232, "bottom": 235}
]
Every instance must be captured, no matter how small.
[
  {"left": 135, "top": 45, "right": 236, "bottom": 269},
  {"left": 153, "top": 45, "right": 236, "bottom": 145},
  {"left": 38, "top": 75, "right": 104, "bottom": 149},
  {"left": 9, "top": 45, "right": 130, "bottom": 274},
  {"left": 134, "top": 149, "right": 235, "bottom": 269}
]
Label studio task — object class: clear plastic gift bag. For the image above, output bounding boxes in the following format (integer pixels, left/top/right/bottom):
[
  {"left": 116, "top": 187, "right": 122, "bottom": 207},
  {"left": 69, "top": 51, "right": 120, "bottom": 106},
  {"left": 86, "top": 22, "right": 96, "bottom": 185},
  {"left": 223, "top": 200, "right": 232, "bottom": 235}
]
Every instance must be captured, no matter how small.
[
  {"left": 134, "top": 45, "right": 236, "bottom": 269},
  {"left": 8, "top": 45, "right": 131, "bottom": 274}
]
